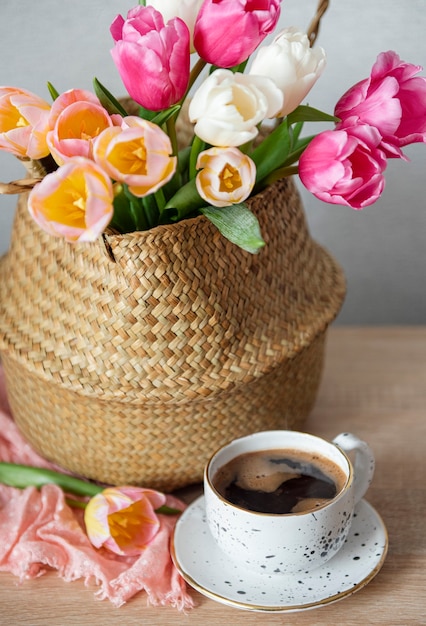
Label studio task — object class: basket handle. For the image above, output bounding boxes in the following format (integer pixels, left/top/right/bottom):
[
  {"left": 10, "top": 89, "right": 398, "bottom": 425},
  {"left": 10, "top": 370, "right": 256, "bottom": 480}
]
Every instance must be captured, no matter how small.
[
  {"left": 0, "top": 178, "right": 41, "bottom": 195},
  {"left": 307, "top": 0, "right": 330, "bottom": 47}
]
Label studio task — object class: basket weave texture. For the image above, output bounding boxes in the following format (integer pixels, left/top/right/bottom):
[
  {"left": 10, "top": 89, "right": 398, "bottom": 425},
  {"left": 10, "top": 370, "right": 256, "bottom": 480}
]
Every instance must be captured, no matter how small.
[{"left": 0, "top": 178, "right": 345, "bottom": 490}]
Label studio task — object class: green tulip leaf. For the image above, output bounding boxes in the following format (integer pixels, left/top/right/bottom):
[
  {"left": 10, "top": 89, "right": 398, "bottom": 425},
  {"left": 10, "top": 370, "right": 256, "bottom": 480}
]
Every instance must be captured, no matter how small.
[
  {"left": 250, "top": 122, "right": 292, "bottom": 183},
  {"left": 137, "top": 105, "right": 158, "bottom": 121},
  {"left": 47, "top": 81, "right": 60, "bottom": 101},
  {"left": 250, "top": 104, "right": 338, "bottom": 188},
  {"left": 110, "top": 189, "right": 137, "bottom": 234},
  {"left": 151, "top": 105, "right": 181, "bottom": 127},
  {"left": 177, "top": 146, "right": 191, "bottom": 175},
  {"left": 155, "top": 505, "right": 182, "bottom": 515},
  {"left": 93, "top": 77, "right": 128, "bottom": 116},
  {"left": 200, "top": 203, "right": 265, "bottom": 254},
  {"left": 279, "top": 135, "right": 316, "bottom": 168},
  {"left": 287, "top": 105, "right": 339, "bottom": 125},
  {"left": 128, "top": 193, "right": 152, "bottom": 231},
  {"left": 162, "top": 178, "right": 204, "bottom": 221}
]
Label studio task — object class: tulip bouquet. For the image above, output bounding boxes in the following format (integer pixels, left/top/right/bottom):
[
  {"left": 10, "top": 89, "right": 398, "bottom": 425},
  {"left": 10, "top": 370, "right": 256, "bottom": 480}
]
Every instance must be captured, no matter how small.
[{"left": 1, "top": 0, "right": 425, "bottom": 254}]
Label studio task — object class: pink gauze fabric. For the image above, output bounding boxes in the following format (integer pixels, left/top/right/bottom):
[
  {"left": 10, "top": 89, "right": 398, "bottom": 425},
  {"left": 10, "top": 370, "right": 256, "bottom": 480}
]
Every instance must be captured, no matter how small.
[{"left": 0, "top": 368, "right": 194, "bottom": 610}]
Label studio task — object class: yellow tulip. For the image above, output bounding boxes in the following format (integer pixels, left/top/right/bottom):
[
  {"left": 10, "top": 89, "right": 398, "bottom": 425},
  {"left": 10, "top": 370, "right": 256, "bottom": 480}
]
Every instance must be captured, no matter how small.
[
  {"left": 0, "top": 86, "right": 51, "bottom": 159},
  {"left": 93, "top": 116, "right": 177, "bottom": 197},
  {"left": 27, "top": 157, "right": 114, "bottom": 242}
]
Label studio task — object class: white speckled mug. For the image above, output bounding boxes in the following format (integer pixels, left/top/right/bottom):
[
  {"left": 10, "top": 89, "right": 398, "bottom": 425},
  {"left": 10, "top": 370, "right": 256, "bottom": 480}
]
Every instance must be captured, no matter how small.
[{"left": 204, "top": 430, "right": 375, "bottom": 575}]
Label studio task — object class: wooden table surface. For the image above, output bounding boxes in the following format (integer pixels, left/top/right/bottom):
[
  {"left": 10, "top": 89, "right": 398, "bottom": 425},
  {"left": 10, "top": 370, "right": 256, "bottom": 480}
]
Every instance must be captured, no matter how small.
[{"left": 1, "top": 327, "right": 425, "bottom": 626}]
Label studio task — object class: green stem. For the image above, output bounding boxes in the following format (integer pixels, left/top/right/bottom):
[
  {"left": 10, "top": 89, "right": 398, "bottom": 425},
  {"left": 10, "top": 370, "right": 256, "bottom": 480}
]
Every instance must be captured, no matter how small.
[
  {"left": 154, "top": 188, "right": 166, "bottom": 213},
  {"left": 185, "top": 58, "right": 207, "bottom": 97},
  {"left": 166, "top": 116, "right": 178, "bottom": 157},
  {"left": 189, "top": 135, "right": 205, "bottom": 180},
  {"left": 0, "top": 462, "right": 182, "bottom": 515},
  {"left": 166, "top": 114, "right": 183, "bottom": 194},
  {"left": 66, "top": 497, "right": 88, "bottom": 509},
  {"left": 141, "top": 194, "right": 160, "bottom": 229},
  {"left": 0, "top": 463, "right": 103, "bottom": 497},
  {"left": 261, "top": 164, "right": 299, "bottom": 187}
]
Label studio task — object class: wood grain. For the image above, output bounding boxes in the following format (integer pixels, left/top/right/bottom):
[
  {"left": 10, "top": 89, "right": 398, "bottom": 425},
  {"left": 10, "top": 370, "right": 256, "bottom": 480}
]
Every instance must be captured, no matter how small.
[{"left": 1, "top": 327, "right": 426, "bottom": 626}]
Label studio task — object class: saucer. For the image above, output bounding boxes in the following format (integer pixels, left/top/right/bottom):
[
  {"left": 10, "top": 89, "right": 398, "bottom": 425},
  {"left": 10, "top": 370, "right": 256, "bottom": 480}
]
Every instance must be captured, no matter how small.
[{"left": 171, "top": 496, "right": 388, "bottom": 613}]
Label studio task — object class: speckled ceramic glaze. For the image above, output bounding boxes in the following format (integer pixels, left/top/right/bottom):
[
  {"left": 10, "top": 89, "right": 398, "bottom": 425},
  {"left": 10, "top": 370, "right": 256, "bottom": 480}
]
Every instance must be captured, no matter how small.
[
  {"left": 204, "top": 431, "right": 375, "bottom": 575},
  {"left": 171, "top": 497, "right": 388, "bottom": 612}
]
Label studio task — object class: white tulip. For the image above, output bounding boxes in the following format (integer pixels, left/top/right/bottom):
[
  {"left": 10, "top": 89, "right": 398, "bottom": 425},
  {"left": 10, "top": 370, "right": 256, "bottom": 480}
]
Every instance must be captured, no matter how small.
[
  {"left": 145, "top": 0, "right": 204, "bottom": 51},
  {"left": 188, "top": 69, "right": 283, "bottom": 147},
  {"left": 249, "top": 27, "right": 326, "bottom": 117},
  {"left": 195, "top": 147, "right": 256, "bottom": 207}
]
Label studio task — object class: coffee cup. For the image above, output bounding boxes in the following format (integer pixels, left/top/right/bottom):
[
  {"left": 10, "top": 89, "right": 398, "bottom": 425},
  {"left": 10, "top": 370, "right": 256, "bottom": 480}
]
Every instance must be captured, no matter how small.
[{"left": 203, "top": 430, "right": 375, "bottom": 575}]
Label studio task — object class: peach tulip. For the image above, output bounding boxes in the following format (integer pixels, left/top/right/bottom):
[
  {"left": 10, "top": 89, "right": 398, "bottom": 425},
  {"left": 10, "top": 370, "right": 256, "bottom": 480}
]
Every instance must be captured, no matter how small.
[
  {"left": 27, "top": 157, "right": 114, "bottom": 242},
  {"left": 0, "top": 86, "right": 51, "bottom": 159},
  {"left": 84, "top": 486, "right": 166, "bottom": 556},
  {"left": 93, "top": 116, "right": 177, "bottom": 197},
  {"left": 46, "top": 89, "right": 119, "bottom": 166},
  {"left": 196, "top": 146, "right": 256, "bottom": 207}
]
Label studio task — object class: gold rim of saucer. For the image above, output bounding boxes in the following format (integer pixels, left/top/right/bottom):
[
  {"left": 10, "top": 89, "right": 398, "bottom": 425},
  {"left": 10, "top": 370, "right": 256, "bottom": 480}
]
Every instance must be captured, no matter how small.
[{"left": 170, "top": 497, "right": 388, "bottom": 613}]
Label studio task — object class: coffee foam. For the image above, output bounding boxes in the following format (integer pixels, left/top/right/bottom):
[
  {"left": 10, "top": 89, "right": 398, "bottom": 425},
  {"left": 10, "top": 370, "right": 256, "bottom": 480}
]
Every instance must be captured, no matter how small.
[
  {"left": 214, "top": 448, "right": 348, "bottom": 503},
  {"left": 291, "top": 497, "right": 330, "bottom": 513},
  {"left": 231, "top": 453, "right": 297, "bottom": 492}
]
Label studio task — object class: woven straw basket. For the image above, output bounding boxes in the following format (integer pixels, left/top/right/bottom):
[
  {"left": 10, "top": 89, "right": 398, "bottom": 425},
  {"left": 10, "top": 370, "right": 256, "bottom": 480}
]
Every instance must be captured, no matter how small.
[{"left": 0, "top": 178, "right": 345, "bottom": 490}]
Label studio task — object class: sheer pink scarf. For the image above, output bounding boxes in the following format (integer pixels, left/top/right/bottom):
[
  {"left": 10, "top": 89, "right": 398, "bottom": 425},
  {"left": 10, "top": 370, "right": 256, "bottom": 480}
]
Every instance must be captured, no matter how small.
[{"left": 0, "top": 368, "right": 193, "bottom": 609}]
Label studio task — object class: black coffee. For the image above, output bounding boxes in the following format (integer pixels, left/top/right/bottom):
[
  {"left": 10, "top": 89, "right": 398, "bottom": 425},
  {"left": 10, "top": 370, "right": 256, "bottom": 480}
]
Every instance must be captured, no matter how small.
[{"left": 213, "top": 448, "right": 347, "bottom": 514}]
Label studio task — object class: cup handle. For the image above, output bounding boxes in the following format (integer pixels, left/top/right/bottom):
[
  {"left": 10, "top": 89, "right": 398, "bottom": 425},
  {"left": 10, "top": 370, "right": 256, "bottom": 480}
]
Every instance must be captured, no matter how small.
[{"left": 332, "top": 433, "right": 375, "bottom": 504}]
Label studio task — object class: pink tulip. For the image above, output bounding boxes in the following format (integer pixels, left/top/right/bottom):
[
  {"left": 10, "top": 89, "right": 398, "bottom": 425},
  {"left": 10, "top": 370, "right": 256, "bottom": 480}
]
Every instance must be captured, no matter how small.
[
  {"left": 193, "top": 0, "right": 281, "bottom": 68},
  {"left": 298, "top": 124, "right": 387, "bottom": 209},
  {"left": 0, "top": 86, "right": 51, "bottom": 159},
  {"left": 27, "top": 157, "right": 114, "bottom": 242},
  {"left": 335, "top": 51, "right": 426, "bottom": 158},
  {"left": 110, "top": 6, "right": 190, "bottom": 111},
  {"left": 46, "top": 89, "right": 119, "bottom": 166},
  {"left": 84, "top": 486, "right": 167, "bottom": 556}
]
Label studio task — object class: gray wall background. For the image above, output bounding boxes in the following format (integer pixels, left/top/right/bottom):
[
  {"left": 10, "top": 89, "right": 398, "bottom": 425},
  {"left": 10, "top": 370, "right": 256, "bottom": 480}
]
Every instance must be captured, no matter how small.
[{"left": 0, "top": 0, "right": 425, "bottom": 324}]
